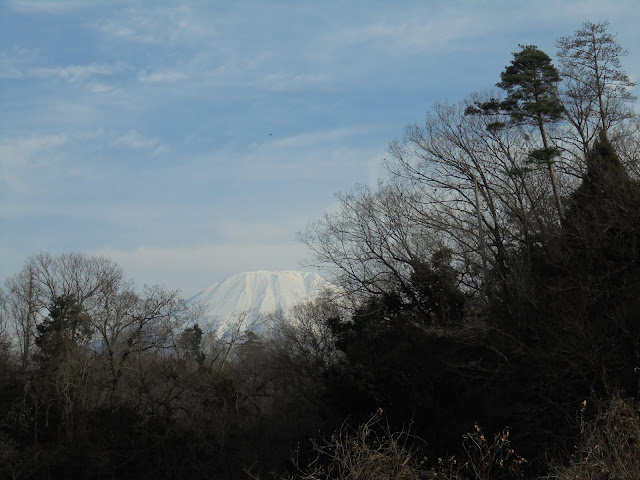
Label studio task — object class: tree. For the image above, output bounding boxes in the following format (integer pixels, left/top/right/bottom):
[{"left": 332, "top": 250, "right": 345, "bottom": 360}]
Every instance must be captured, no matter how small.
[
  {"left": 0, "top": 290, "right": 13, "bottom": 368},
  {"left": 179, "top": 323, "right": 206, "bottom": 368},
  {"left": 471, "top": 45, "right": 566, "bottom": 220},
  {"left": 3, "top": 252, "right": 126, "bottom": 370},
  {"left": 35, "top": 294, "right": 92, "bottom": 366},
  {"left": 268, "top": 294, "right": 342, "bottom": 407},
  {"left": 32, "top": 294, "right": 95, "bottom": 443},
  {"left": 409, "top": 248, "right": 466, "bottom": 325},
  {"left": 557, "top": 21, "right": 637, "bottom": 145},
  {"left": 301, "top": 28, "right": 639, "bottom": 471},
  {"left": 497, "top": 136, "right": 640, "bottom": 436},
  {"left": 3, "top": 263, "right": 40, "bottom": 369},
  {"left": 300, "top": 182, "right": 434, "bottom": 300},
  {"left": 94, "top": 284, "right": 189, "bottom": 399},
  {"left": 303, "top": 94, "right": 566, "bottom": 307},
  {"left": 389, "top": 96, "right": 558, "bottom": 299}
]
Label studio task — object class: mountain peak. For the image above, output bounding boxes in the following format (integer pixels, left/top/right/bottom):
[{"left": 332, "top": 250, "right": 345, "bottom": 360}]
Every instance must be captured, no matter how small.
[{"left": 189, "top": 270, "right": 333, "bottom": 336}]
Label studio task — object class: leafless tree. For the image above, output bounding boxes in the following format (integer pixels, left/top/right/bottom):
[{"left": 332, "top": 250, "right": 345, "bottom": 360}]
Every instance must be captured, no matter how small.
[
  {"left": 300, "top": 182, "right": 436, "bottom": 300},
  {"left": 267, "top": 293, "right": 343, "bottom": 406},
  {"left": 3, "top": 253, "right": 192, "bottom": 407},
  {"left": 3, "top": 253, "right": 123, "bottom": 369},
  {"left": 302, "top": 94, "right": 568, "bottom": 306},
  {"left": 3, "top": 262, "right": 41, "bottom": 369},
  {"left": 557, "top": 21, "right": 637, "bottom": 147},
  {"left": 91, "top": 284, "right": 188, "bottom": 400}
]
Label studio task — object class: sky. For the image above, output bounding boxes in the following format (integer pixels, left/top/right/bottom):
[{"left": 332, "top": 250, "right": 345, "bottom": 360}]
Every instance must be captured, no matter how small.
[{"left": 1, "top": 0, "right": 639, "bottom": 297}]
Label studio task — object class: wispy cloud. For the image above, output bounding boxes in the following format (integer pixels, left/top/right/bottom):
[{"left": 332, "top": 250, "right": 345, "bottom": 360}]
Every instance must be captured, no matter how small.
[
  {"left": 273, "top": 127, "right": 368, "bottom": 149},
  {"left": 138, "top": 70, "right": 189, "bottom": 83},
  {"left": 0, "top": 47, "right": 37, "bottom": 79},
  {"left": 31, "top": 63, "right": 117, "bottom": 83},
  {"left": 114, "top": 130, "right": 164, "bottom": 153},
  {"left": 6, "top": 0, "right": 112, "bottom": 14},
  {"left": 86, "top": 82, "right": 118, "bottom": 93},
  {"left": 0, "top": 133, "right": 67, "bottom": 164},
  {"left": 0, "top": 134, "right": 67, "bottom": 190},
  {"left": 98, "top": 6, "right": 210, "bottom": 47},
  {"left": 260, "top": 72, "right": 333, "bottom": 91},
  {"left": 92, "top": 242, "right": 311, "bottom": 295},
  {"left": 1, "top": 47, "right": 124, "bottom": 90},
  {"left": 337, "top": 16, "right": 477, "bottom": 53}
]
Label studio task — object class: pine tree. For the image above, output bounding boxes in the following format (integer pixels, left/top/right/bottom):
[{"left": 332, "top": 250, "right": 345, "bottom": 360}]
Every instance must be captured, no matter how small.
[{"left": 468, "top": 45, "right": 566, "bottom": 221}]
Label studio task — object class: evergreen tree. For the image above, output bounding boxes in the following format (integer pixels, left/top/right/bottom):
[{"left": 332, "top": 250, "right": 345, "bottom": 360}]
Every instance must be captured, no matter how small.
[
  {"left": 476, "top": 45, "right": 566, "bottom": 220},
  {"left": 179, "top": 323, "right": 206, "bottom": 368},
  {"left": 35, "top": 294, "right": 92, "bottom": 366}
]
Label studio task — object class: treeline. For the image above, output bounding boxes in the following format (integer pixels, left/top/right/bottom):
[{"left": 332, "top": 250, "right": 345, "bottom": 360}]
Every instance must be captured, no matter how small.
[
  {"left": 0, "top": 251, "right": 347, "bottom": 478},
  {"left": 1, "top": 21, "right": 640, "bottom": 479}
]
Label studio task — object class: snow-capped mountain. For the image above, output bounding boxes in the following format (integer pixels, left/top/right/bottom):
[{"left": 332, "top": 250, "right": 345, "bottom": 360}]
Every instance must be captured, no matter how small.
[{"left": 188, "top": 270, "right": 334, "bottom": 337}]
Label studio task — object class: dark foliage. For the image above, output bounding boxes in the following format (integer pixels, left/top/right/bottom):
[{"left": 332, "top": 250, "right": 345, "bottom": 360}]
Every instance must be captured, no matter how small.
[
  {"left": 493, "top": 135, "right": 640, "bottom": 461},
  {"left": 35, "top": 294, "right": 92, "bottom": 366}
]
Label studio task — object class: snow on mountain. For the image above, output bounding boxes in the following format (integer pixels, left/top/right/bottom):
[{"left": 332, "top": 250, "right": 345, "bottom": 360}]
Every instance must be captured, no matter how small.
[{"left": 188, "top": 270, "right": 334, "bottom": 337}]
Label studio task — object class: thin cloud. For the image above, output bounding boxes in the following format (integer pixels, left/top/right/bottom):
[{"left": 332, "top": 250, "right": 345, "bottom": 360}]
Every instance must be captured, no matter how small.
[
  {"left": 139, "top": 70, "right": 189, "bottom": 83},
  {"left": 217, "top": 221, "right": 294, "bottom": 244},
  {"left": 0, "top": 134, "right": 67, "bottom": 191},
  {"left": 273, "top": 128, "right": 368, "bottom": 149},
  {"left": 6, "top": 0, "right": 112, "bottom": 14},
  {"left": 0, "top": 47, "right": 36, "bottom": 79},
  {"left": 114, "top": 130, "right": 162, "bottom": 151},
  {"left": 31, "top": 63, "right": 116, "bottom": 82},
  {"left": 343, "top": 17, "right": 476, "bottom": 52},
  {"left": 98, "top": 6, "right": 209, "bottom": 46},
  {"left": 261, "top": 72, "right": 333, "bottom": 91},
  {"left": 92, "top": 242, "right": 311, "bottom": 296},
  {"left": 0, "top": 133, "right": 67, "bottom": 167},
  {"left": 86, "top": 83, "right": 118, "bottom": 93},
  {"left": 1, "top": 49, "right": 124, "bottom": 88}
]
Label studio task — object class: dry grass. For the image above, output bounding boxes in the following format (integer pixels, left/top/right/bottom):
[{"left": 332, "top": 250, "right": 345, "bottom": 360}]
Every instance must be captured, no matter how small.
[
  {"left": 249, "top": 411, "right": 530, "bottom": 480},
  {"left": 250, "top": 396, "right": 640, "bottom": 479},
  {"left": 430, "top": 423, "right": 526, "bottom": 480},
  {"left": 247, "top": 410, "right": 426, "bottom": 480},
  {"left": 548, "top": 396, "right": 640, "bottom": 480}
]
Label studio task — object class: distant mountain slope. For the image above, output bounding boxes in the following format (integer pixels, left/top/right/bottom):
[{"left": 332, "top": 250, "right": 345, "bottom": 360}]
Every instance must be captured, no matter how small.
[{"left": 188, "top": 270, "right": 334, "bottom": 336}]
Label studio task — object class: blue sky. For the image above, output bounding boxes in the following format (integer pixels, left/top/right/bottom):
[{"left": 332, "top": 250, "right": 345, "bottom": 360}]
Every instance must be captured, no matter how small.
[{"left": 1, "top": 0, "right": 639, "bottom": 296}]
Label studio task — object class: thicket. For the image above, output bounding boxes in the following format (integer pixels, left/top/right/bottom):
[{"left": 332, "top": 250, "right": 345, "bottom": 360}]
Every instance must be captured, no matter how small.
[{"left": 1, "top": 21, "right": 639, "bottom": 479}]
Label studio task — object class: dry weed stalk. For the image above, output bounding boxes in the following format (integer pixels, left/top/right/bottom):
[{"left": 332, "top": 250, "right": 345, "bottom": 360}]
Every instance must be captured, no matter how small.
[
  {"left": 431, "top": 424, "right": 526, "bottom": 480},
  {"left": 549, "top": 396, "right": 640, "bottom": 480},
  {"left": 258, "top": 409, "right": 426, "bottom": 480}
]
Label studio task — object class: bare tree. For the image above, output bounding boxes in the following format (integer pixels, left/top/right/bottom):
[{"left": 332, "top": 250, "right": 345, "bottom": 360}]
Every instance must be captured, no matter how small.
[
  {"left": 268, "top": 294, "right": 343, "bottom": 406},
  {"left": 302, "top": 94, "right": 567, "bottom": 307},
  {"left": 91, "top": 284, "right": 188, "bottom": 399},
  {"left": 3, "top": 253, "right": 192, "bottom": 404},
  {"left": 0, "top": 290, "right": 13, "bottom": 366},
  {"left": 557, "top": 21, "right": 637, "bottom": 146},
  {"left": 4, "top": 262, "right": 41, "bottom": 369},
  {"left": 4, "top": 253, "right": 125, "bottom": 367},
  {"left": 300, "top": 182, "right": 435, "bottom": 300}
]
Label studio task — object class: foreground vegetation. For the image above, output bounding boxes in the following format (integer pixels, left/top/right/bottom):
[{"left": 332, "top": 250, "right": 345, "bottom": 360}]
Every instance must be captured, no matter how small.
[{"left": 1, "top": 21, "right": 639, "bottom": 479}]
